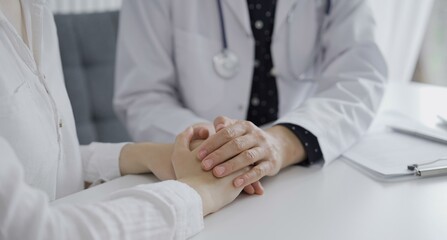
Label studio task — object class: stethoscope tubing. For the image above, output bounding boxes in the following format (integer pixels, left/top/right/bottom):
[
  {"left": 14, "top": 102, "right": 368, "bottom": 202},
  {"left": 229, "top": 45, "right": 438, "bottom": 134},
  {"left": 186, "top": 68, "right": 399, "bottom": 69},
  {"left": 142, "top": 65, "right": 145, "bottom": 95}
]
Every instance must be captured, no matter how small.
[
  {"left": 213, "top": 0, "right": 331, "bottom": 80},
  {"left": 216, "top": 0, "right": 228, "bottom": 50}
]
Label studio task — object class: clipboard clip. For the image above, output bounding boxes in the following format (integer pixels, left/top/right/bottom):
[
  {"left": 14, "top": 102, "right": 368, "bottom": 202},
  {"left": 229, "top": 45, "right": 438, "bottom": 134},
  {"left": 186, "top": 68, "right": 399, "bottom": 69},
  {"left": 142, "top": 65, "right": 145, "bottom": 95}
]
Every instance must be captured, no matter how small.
[{"left": 408, "top": 157, "right": 447, "bottom": 177}]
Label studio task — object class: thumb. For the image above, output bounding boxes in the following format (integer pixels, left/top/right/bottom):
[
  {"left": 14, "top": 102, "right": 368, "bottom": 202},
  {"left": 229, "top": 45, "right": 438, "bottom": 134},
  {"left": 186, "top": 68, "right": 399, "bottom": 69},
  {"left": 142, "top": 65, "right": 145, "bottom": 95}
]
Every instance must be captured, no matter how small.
[
  {"left": 175, "top": 127, "right": 195, "bottom": 151},
  {"left": 176, "top": 126, "right": 208, "bottom": 151},
  {"left": 214, "top": 116, "right": 235, "bottom": 132},
  {"left": 195, "top": 127, "right": 210, "bottom": 140}
]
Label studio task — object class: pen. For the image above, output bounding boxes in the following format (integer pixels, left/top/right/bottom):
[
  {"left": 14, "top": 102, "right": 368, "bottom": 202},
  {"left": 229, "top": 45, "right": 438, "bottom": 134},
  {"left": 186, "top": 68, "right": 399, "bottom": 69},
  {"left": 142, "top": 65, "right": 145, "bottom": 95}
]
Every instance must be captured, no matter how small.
[
  {"left": 408, "top": 158, "right": 447, "bottom": 177},
  {"left": 410, "top": 165, "right": 447, "bottom": 177}
]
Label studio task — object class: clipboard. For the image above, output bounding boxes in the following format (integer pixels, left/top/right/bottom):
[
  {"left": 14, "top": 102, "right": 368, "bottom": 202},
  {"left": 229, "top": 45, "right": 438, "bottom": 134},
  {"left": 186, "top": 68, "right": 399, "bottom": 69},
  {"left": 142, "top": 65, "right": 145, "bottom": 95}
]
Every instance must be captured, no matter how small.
[{"left": 342, "top": 129, "right": 447, "bottom": 181}]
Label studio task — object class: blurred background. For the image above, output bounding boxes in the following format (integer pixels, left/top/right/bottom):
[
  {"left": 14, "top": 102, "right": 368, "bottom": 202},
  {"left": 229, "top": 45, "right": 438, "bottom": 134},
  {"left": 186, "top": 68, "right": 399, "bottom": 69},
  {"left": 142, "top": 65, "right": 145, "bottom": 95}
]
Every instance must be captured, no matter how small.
[
  {"left": 47, "top": 0, "right": 446, "bottom": 86},
  {"left": 413, "top": 0, "right": 447, "bottom": 87}
]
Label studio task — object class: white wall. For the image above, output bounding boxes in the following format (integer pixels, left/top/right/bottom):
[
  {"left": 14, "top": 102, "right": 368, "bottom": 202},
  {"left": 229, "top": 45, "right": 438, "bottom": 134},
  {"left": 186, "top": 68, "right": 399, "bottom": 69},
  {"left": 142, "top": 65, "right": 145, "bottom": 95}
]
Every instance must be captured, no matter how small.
[
  {"left": 48, "top": 0, "right": 122, "bottom": 14},
  {"left": 48, "top": 0, "right": 433, "bottom": 83},
  {"left": 417, "top": 0, "right": 447, "bottom": 86},
  {"left": 369, "top": 0, "right": 434, "bottom": 83}
]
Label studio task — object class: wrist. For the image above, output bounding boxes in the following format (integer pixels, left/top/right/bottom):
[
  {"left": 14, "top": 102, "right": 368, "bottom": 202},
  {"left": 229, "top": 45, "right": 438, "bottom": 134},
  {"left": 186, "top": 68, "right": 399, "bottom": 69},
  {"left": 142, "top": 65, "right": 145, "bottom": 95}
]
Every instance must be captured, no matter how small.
[
  {"left": 119, "top": 143, "right": 174, "bottom": 176},
  {"left": 119, "top": 143, "right": 152, "bottom": 175},
  {"left": 146, "top": 143, "right": 174, "bottom": 178},
  {"left": 178, "top": 177, "right": 213, "bottom": 216},
  {"left": 267, "top": 126, "right": 306, "bottom": 169}
]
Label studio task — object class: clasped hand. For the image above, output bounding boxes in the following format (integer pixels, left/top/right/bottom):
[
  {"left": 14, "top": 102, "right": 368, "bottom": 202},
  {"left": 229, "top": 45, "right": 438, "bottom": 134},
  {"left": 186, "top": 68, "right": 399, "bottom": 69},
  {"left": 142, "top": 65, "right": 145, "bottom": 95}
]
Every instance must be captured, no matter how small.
[
  {"left": 120, "top": 116, "right": 305, "bottom": 197},
  {"left": 195, "top": 116, "right": 305, "bottom": 195}
]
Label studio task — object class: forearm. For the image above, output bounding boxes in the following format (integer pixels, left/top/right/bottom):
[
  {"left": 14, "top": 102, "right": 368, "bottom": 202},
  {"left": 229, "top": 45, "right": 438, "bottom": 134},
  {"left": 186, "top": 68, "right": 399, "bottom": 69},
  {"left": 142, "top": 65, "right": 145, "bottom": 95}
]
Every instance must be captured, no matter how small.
[
  {"left": 1, "top": 139, "right": 204, "bottom": 240},
  {"left": 266, "top": 125, "right": 307, "bottom": 169},
  {"left": 119, "top": 143, "right": 174, "bottom": 176},
  {"left": 119, "top": 143, "right": 154, "bottom": 175},
  {"left": 6, "top": 181, "right": 203, "bottom": 240}
]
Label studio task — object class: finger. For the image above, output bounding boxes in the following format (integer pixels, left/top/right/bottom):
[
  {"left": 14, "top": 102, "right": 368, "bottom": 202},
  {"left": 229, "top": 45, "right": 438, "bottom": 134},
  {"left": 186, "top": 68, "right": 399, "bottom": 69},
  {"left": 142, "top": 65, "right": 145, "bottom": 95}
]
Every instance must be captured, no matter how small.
[
  {"left": 251, "top": 181, "right": 264, "bottom": 195},
  {"left": 191, "top": 126, "right": 209, "bottom": 141},
  {"left": 175, "top": 127, "right": 194, "bottom": 151},
  {"left": 197, "top": 122, "right": 250, "bottom": 160},
  {"left": 211, "top": 146, "right": 265, "bottom": 177},
  {"left": 203, "top": 135, "right": 259, "bottom": 171},
  {"left": 190, "top": 139, "right": 205, "bottom": 151},
  {"left": 243, "top": 185, "right": 255, "bottom": 195},
  {"left": 214, "top": 116, "right": 236, "bottom": 132},
  {"left": 226, "top": 167, "right": 251, "bottom": 191},
  {"left": 198, "top": 128, "right": 209, "bottom": 139},
  {"left": 175, "top": 126, "right": 205, "bottom": 151},
  {"left": 233, "top": 161, "right": 272, "bottom": 188}
]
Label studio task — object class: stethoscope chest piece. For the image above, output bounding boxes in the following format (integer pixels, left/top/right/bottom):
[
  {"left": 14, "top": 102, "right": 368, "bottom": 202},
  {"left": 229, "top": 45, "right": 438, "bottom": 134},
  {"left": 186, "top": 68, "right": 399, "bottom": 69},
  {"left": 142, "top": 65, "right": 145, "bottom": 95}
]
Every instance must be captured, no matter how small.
[{"left": 213, "top": 49, "right": 239, "bottom": 79}]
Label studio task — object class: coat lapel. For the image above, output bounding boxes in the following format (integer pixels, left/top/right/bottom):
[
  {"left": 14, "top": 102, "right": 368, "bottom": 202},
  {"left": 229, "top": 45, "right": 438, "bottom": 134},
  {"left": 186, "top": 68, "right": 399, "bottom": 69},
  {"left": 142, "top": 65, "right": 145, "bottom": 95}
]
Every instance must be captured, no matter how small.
[
  {"left": 274, "top": 0, "right": 299, "bottom": 37},
  {"left": 222, "top": 0, "right": 252, "bottom": 36}
]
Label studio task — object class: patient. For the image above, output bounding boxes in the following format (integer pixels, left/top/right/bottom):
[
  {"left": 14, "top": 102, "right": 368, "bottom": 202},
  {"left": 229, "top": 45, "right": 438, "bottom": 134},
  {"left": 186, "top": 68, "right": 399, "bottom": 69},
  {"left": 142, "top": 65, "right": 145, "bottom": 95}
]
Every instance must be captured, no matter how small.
[{"left": 0, "top": 1, "right": 251, "bottom": 239}]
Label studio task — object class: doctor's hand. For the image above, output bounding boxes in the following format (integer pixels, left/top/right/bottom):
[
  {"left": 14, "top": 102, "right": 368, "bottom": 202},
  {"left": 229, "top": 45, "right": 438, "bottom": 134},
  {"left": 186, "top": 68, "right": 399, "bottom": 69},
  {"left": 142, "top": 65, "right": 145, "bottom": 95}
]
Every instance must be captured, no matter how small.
[
  {"left": 173, "top": 127, "right": 251, "bottom": 216},
  {"left": 197, "top": 116, "right": 307, "bottom": 191}
]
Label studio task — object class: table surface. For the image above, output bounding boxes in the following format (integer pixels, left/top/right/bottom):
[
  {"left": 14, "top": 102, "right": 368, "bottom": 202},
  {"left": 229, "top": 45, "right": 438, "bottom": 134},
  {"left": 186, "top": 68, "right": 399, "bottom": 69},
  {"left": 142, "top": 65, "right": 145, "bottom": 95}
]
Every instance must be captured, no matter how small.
[{"left": 53, "top": 82, "right": 447, "bottom": 240}]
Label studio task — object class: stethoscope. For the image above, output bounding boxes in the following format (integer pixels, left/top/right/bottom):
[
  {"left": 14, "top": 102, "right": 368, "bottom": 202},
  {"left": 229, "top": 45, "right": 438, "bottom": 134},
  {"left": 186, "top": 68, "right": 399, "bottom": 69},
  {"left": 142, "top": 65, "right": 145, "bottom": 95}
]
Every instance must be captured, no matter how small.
[
  {"left": 212, "top": 0, "right": 332, "bottom": 79},
  {"left": 213, "top": 0, "right": 239, "bottom": 79}
]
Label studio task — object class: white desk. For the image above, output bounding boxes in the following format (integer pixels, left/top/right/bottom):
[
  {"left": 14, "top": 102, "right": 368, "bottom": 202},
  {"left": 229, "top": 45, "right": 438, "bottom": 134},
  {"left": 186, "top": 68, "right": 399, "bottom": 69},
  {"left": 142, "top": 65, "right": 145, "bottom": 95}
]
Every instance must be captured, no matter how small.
[{"left": 53, "top": 82, "right": 447, "bottom": 240}]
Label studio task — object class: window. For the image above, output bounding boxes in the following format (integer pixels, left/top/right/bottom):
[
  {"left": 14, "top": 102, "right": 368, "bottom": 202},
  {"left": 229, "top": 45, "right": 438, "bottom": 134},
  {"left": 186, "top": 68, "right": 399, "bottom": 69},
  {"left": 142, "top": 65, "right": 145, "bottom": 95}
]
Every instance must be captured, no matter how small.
[{"left": 413, "top": 0, "right": 447, "bottom": 87}]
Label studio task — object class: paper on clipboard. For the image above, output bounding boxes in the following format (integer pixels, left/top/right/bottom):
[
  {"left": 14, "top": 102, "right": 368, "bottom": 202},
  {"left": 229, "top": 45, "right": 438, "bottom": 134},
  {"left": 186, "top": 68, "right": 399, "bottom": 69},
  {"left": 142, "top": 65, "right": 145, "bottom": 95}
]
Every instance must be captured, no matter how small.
[
  {"left": 342, "top": 112, "right": 447, "bottom": 180},
  {"left": 343, "top": 130, "right": 447, "bottom": 178},
  {"left": 388, "top": 115, "right": 447, "bottom": 145}
]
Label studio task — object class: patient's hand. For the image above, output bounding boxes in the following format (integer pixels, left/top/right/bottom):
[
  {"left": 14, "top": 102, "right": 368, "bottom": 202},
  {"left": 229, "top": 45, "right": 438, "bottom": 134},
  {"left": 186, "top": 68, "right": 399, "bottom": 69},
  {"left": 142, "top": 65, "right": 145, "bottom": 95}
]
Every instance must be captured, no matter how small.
[
  {"left": 173, "top": 127, "right": 251, "bottom": 216},
  {"left": 118, "top": 129, "right": 207, "bottom": 181},
  {"left": 119, "top": 143, "right": 176, "bottom": 180}
]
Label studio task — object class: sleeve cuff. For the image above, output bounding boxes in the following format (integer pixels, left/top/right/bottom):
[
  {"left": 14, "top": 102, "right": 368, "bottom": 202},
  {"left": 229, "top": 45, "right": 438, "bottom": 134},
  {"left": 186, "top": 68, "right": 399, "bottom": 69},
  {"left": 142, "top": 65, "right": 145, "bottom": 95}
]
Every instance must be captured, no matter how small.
[
  {"left": 277, "top": 123, "right": 324, "bottom": 166},
  {"left": 108, "top": 180, "right": 204, "bottom": 239},
  {"left": 81, "top": 142, "right": 129, "bottom": 183}
]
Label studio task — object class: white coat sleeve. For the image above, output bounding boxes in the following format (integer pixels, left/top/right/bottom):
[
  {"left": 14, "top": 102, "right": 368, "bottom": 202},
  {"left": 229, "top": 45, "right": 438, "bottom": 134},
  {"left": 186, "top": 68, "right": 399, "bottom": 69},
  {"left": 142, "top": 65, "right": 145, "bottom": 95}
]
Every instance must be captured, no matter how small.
[
  {"left": 80, "top": 142, "right": 128, "bottom": 184},
  {"left": 0, "top": 139, "right": 204, "bottom": 240},
  {"left": 275, "top": 0, "right": 388, "bottom": 164},
  {"left": 114, "top": 0, "right": 208, "bottom": 143}
]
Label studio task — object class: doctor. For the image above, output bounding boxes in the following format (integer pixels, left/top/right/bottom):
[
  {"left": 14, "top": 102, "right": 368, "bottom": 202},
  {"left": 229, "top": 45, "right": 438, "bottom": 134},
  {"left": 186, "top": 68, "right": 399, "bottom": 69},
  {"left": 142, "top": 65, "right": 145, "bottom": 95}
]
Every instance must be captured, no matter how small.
[{"left": 115, "top": 0, "right": 387, "bottom": 192}]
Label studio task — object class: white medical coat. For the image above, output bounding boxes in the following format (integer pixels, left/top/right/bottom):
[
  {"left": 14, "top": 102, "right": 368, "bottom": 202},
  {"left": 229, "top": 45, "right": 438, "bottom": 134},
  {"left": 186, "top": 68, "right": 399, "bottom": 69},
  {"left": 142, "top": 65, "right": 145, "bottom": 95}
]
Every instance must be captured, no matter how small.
[{"left": 114, "top": 0, "right": 388, "bottom": 164}]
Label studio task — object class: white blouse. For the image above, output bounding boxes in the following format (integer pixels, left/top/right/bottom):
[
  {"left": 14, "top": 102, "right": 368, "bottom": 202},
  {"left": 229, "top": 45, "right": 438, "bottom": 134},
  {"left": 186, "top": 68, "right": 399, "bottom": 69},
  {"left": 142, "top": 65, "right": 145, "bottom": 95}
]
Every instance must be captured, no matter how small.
[
  {"left": 0, "top": 0, "right": 204, "bottom": 239},
  {"left": 0, "top": 138, "right": 204, "bottom": 240},
  {"left": 0, "top": 0, "right": 123, "bottom": 199}
]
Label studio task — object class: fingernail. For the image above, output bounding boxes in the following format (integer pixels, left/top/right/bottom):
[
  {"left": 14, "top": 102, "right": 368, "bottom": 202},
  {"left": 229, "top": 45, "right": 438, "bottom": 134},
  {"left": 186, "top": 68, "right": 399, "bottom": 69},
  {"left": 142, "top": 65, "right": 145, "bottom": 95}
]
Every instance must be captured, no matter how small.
[
  {"left": 214, "top": 166, "right": 225, "bottom": 176},
  {"left": 202, "top": 159, "right": 213, "bottom": 170},
  {"left": 234, "top": 178, "right": 244, "bottom": 187},
  {"left": 198, "top": 150, "right": 207, "bottom": 159}
]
